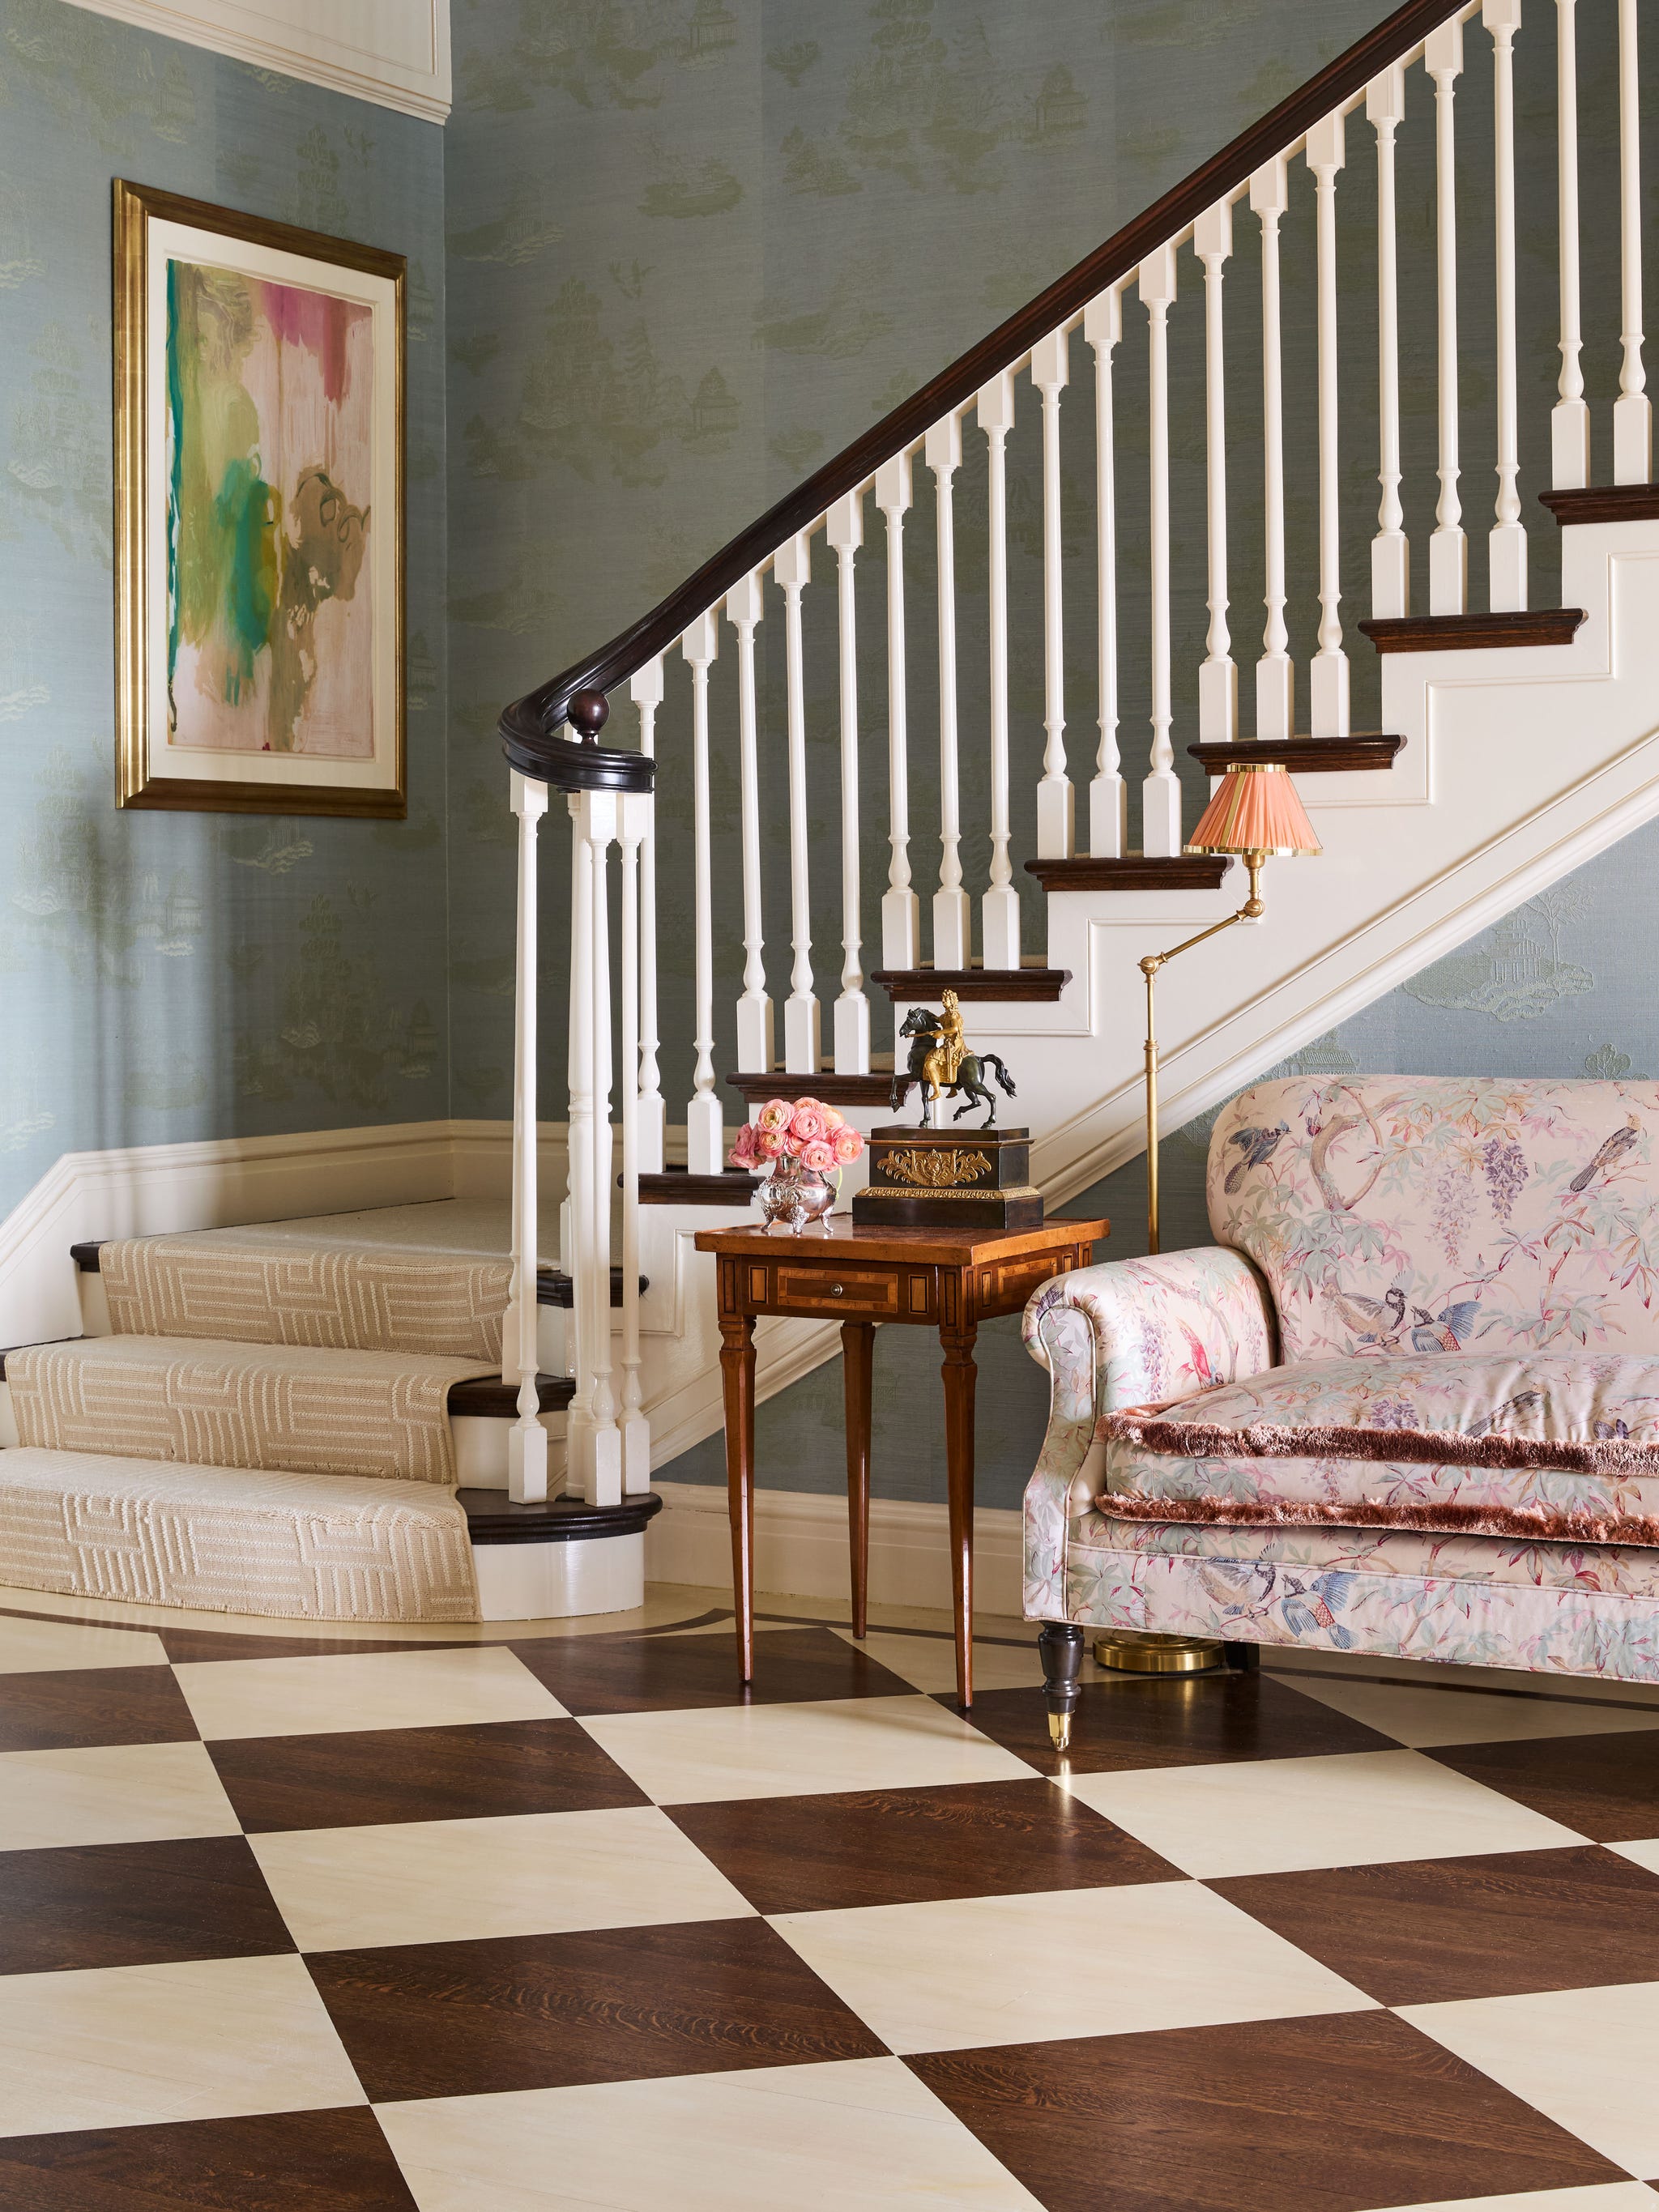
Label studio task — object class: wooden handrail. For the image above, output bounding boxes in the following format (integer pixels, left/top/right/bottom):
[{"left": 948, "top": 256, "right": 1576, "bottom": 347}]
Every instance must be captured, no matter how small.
[{"left": 500, "top": 0, "right": 1471, "bottom": 775}]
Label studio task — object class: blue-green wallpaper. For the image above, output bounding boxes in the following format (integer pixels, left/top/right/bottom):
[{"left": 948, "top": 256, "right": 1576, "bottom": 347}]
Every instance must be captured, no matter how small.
[{"left": 0, "top": 0, "right": 449, "bottom": 1212}]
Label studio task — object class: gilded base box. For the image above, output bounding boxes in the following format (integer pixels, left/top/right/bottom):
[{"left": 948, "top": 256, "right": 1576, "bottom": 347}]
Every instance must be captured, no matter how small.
[{"left": 852, "top": 1126, "right": 1043, "bottom": 1229}]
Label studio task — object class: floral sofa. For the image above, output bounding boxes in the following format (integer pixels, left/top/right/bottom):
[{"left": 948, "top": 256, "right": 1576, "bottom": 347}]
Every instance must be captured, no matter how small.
[{"left": 1024, "top": 1076, "right": 1659, "bottom": 1736}]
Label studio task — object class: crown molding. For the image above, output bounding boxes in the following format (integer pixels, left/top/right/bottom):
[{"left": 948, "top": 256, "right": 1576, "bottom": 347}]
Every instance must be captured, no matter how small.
[{"left": 59, "top": 0, "right": 451, "bottom": 122}]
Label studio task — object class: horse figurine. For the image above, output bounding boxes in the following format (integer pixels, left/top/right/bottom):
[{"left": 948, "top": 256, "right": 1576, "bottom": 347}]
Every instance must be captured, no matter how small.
[{"left": 892, "top": 992, "right": 1017, "bottom": 1127}]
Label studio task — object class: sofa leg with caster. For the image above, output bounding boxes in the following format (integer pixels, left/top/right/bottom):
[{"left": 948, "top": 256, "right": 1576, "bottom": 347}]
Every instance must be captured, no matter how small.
[
  {"left": 1224, "top": 1641, "right": 1260, "bottom": 1673},
  {"left": 1038, "top": 1622, "right": 1085, "bottom": 1750}
]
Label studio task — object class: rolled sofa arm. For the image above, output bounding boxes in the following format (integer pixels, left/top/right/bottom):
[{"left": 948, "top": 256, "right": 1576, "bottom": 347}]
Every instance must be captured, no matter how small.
[{"left": 1020, "top": 1246, "right": 1276, "bottom": 1618}]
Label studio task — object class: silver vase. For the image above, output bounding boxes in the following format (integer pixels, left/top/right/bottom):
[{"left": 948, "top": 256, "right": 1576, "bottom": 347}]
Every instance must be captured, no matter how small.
[{"left": 758, "top": 1154, "right": 836, "bottom": 1234}]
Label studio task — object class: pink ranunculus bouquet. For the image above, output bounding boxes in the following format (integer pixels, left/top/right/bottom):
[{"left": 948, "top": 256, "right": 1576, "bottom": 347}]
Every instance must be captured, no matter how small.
[{"left": 727, "top": 1095, "right": 866, "bottom": 1183}]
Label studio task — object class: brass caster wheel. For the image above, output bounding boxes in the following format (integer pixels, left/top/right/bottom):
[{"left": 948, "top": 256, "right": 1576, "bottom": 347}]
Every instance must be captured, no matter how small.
[{"left": 1047, "top": 1709, "right": 1073, "bottom": 1751}]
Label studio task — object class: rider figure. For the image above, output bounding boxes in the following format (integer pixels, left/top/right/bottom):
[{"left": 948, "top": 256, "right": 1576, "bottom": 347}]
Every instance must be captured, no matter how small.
[{"left": 936, "top": 989, "right": 967, "bottom": 1089}]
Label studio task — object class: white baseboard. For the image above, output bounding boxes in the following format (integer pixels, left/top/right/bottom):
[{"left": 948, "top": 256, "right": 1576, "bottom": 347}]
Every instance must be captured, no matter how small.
[{"left": 646, "top": 1477, "right": 1024, "bottom": 1617}]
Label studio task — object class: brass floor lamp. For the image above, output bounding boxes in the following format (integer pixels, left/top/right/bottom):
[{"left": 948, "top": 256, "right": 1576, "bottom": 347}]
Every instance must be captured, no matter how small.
[{"left": 1096, "top": 761, "right": 1322, "bottom": 1681}]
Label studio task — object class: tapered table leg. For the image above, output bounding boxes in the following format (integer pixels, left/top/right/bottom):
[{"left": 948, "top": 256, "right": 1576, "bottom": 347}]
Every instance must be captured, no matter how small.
[
  {"left": 940, "top": 1319, "right": 979, "bottom": 1707},
  {"left": 842, "top": 1320, "right": 874, "bottom": 1639},
  {"left": 719, "top": 1311, "right": 757, "bottom": 1681}
]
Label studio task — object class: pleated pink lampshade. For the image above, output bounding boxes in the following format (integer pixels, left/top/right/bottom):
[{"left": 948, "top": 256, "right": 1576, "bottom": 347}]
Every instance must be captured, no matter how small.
[{"left": 1186, "top": 763, "right": 1321, "bottom": 858}]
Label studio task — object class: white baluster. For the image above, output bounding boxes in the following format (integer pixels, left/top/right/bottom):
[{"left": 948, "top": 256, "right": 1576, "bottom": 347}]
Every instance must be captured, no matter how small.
[
  {"left": 584, "top": 792, "right": 621, "bottom": 1510},
  {"left": 724, "top": 570, "right": 772, "bottom": 1076},
  {"left": 1195, "top": 202, "right": 1237, "bottom": 744},
  {"left": 1486, "top": 1, "right": 1526, "bottom": 612},
  {"left": 617, "top": 791, "right": 650, "bottom": 1493},
  {"left": 629, "top": 660, "right": 665, "bottom": 1173},
  {"left": 681, "top": 612, "right": 723, "bottom": 1174},
  {"left": 1307, "top": 113, "right": 1350, "bottom": 735},
  {"left": 828, "top": 490, "right": 871, "bottom": 1073},
  {"left": 1553, "top": 0, "right": 1589, "bottom": 488},
  {"left": 1083, "top": 288, "right": 1126, "bottom": 855},
  {"left": 875, "top": 454, "right": 919, "bottom": 970},
  {"left": 1368, "top": 64, "right": 1410, "bottom": 618},
  {"left": 1427, "top": 19, "right": 1467, "bottom": 613},
  {"left": 1141, "top": 247, "right": 1183, "bottom": 845},
  {"left": 774, "top": 531, "right": 820, "bottom": 1075},
  {"left": 1251, "top": 158, "right": 1294, "bottom": 738},
  {"left": 507, "top": 770, "right": 548, "bottom": 1504},
  {"left": 925, "top": 417, "right": 970, "bottom": 966},
  {"left": 562, "top": 795, "right": 592, "bottom": 1500},
  {"left": 1031, "top": 330, "right": 1074, "bottom": 858},
  {"left": 979, "top": 371, "right": 1020, "bottom": 963},
  {"left": 1616, "top": 0, "right": 1651, "bottom": 483}
]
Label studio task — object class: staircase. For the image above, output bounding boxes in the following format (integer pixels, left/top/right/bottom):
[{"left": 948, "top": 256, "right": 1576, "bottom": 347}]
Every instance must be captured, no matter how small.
[
  {"left": 0, "top": 1204, "right": 657, "bottom": 1623},
  {"left": 502, "top": 0, "right": 1659, "bottom": 1505}
]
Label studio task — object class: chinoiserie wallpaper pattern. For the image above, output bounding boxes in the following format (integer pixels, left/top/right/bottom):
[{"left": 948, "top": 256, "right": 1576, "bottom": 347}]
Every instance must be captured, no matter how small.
[
  {"left": 0, "top": 0, "right": 450, "bottom": 1208},
  {"left": 2, "top": 0, "right": 1654, "bottom": 1514}
]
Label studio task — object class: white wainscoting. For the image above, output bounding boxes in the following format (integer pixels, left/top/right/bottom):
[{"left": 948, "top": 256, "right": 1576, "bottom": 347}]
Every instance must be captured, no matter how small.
[{"left": 60, "top": 0, "right": 451, "bottom": 121}]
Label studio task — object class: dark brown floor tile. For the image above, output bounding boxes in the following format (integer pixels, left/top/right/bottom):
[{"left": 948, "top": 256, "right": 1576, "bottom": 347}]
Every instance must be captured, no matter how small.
[
  {"left": 957, "top": 1671, "right": 1397, "bottom": 1777},
  {"left": 670, "top": 1778, "right": 1181, "bottom": 1912},
  {"left": 1212, "top": 1843, "right": 1659, "bottom": 2004},
  {"left": 0, "top": 1665, "right": 197, "bottom": 1752},
  {"left": 0, "top": 1831, "right": 292, "bottom": 1990},
  {"left": 0, "top": 2108, "right": 415, "bottom": 2209},
  {"left": 909, "top": 2010, "right": 1623, "bottom": 2212},
  {"left": 309, "top": 1916, "right": 885, "bottom": 2100},
  {"left": 1430, "top": 1728, "right": 1659, "bottom": 1842},
  {"left": 0, "top": 1835, "right": 293, "bottom": 1975},
  {"left": 510, "top": 1624, "right": 915, "bottom": 1714},
  {"left": 156, "top": 1628, "right": 479, "bottom": 1664},
  {"left": 208, "top": 1716, "right": 648, "bottom": 1831}
]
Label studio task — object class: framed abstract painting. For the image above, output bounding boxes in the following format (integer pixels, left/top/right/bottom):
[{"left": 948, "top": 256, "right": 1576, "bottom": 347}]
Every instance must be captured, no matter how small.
[{"left": 113, "top": 181, "right": 406, "bottom": 816}]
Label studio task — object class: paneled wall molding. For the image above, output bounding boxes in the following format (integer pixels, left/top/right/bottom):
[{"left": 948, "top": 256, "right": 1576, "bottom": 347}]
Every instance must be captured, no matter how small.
[{"left": 59, "top": 0, "right": 451, "bottom": 121}]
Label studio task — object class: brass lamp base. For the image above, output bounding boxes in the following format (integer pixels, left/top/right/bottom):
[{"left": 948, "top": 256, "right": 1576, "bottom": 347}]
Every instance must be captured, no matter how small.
[{"left": 1094, "top": 1630, "right": 1227, "bottom": 1676}]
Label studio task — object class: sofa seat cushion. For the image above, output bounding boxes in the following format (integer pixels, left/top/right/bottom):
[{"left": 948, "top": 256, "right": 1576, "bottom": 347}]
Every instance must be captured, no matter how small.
[{"left": 1096, "top": 1350, "right": 1659, "bottom": 1546}]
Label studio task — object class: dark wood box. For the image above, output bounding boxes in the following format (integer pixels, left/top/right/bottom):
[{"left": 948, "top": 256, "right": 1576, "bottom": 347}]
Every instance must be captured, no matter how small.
[{"left": 851, "top": 1125, "right": 1043, "bottom": 1229}]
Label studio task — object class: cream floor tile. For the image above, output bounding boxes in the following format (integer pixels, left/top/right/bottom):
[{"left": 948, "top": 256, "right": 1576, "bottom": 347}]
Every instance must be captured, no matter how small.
[
  {"left": 173, "top": 1644, "right": 567, "bottom": 1741},
  {"left": 1277, "top": 1672, "right": 1659, "bottom": 1749},
  {"left": 0, "top": 1611, "right": 166, "bottom": 1673},
  {"left": 827, "top": 1630, "right": 1107, "bottom": 1696},
  {"left": 1399, "top": 1980, "right": 1659, "bottom": 2179},
  {"left": 377, "top": 2056, "right": 1044, "bottom": 2211},
  {"left": 1606, "top": 1836, "right": 1659, "bottom": 1876},
  {"left": 0, "top": 1954, "right": 363, "bottom": 2137},
  {"left": 0, "top": 1741, "right": 240, "bottom": 1851},
  {"left": 1369, "top": 2189, "right": 1659, "bottom": 2212},
  {"left": 249, "top": 1805, "right": 753, "bottom": 1951},
  {"left": 0, "top": 1580, "right": 713, "bottom": 1643},
  {"left": 582, "top": 1694, "right": 1036, "bottom": 1807},
  {"left": 1063, "top": 1750, "right": 1587, "bottom": 1878},
  {"left": 770, "top": 1879, "right": 1374, "bottom": 2055}
]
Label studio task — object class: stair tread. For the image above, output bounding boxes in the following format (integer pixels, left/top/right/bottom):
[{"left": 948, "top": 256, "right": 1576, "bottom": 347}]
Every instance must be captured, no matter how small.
[
  {"left": 1358, "top": 608, "right": 1587, "bottom": 652},
  {"left": 871, "top": 967, "right": 1071, "bottom": 1002},
  {"left": 1540, "top": 486, "right": 1659, "bottom": 525},
  {"left": 458, "top": 1488, "right": 661, "bottom": 1543},
  {"left": 75, "top": 1237, "right": 637, "bottom": 1309},
  {"left": 1186, "top": 735, "right": 1404, "bottom": 773},
  {"left": 1026, "top": 855, "right": 1231, "bottom": 891}
]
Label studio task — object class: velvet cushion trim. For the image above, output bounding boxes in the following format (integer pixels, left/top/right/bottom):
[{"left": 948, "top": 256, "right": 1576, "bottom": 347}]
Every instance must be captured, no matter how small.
[
  {"left": 1098, "top": 1405, "right": 1659, "bottom": 1476},
  {"left": 1097, "top": 1486, "right": 1659, "bottom": 1549}
]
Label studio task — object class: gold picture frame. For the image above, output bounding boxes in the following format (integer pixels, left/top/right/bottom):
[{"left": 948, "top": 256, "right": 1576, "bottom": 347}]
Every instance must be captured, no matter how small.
[{"left": 114, "top": 180, "right": 407, "bottom": 816}]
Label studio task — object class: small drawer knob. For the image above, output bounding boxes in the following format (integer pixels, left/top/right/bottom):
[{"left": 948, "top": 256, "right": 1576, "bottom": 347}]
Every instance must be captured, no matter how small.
[{"left": 830, "top": 1283, "right": 844, "bottom": 1297}]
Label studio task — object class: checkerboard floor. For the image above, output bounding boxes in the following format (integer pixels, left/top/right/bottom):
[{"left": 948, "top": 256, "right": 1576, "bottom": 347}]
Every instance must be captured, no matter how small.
[{"left": 2, "top": 1592, "right": 1659, "bottom": 2210}]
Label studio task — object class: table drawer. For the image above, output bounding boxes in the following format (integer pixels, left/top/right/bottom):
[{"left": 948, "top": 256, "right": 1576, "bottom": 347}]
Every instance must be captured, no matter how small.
[{"left": 771, "top": 1264, "right": 902, "bottom": 1316}]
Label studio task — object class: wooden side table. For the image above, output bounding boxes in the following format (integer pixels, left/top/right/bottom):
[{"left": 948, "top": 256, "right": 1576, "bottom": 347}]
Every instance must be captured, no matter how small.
[{"left": 693, "top": 1215, "right": 1108, "bottom": 1706}]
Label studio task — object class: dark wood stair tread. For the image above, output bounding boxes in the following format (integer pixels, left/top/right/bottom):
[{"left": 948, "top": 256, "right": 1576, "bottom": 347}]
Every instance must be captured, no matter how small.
[
  {"left": 458, "top": 1488, "right": 663, "bottom": 1545},
  {"left": 447, "top": 1372, "right": 575, "bottom": 1417},
  {"left": 1358, "top": 609, "right": 1586, "bottom": 652},
  {"left": 1025, "top": 856, "right": 1232, "bottom": 892},
  {"left": 1540, "top": 485, "right": 1659, "bottom": 525},
  {"left": 728, "top": 1071, "right": 915, "bottom": 1106},
  {"left": 638, "top": 1169, "right": 761, "bottom": 1206},
  {"left": 870, "top": 966, "right": 1071, "bottom": 1003},
  {"left": 1187, "top": 735, "right": 1404, "bottom": 773}
]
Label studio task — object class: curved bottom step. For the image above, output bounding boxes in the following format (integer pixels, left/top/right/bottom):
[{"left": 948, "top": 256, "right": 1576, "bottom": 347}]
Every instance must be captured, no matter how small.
[{"left": 461, "top": 1489, "right": 662, "bottom": 1625}]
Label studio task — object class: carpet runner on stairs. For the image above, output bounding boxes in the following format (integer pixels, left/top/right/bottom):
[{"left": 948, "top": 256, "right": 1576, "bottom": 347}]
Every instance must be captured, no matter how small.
[
  {"left": 0, "top": 1448, "right": 476, "bottom": 1620},
  {"left": 6, "top": 1336, "right": 497, "bottom": 1486}
]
